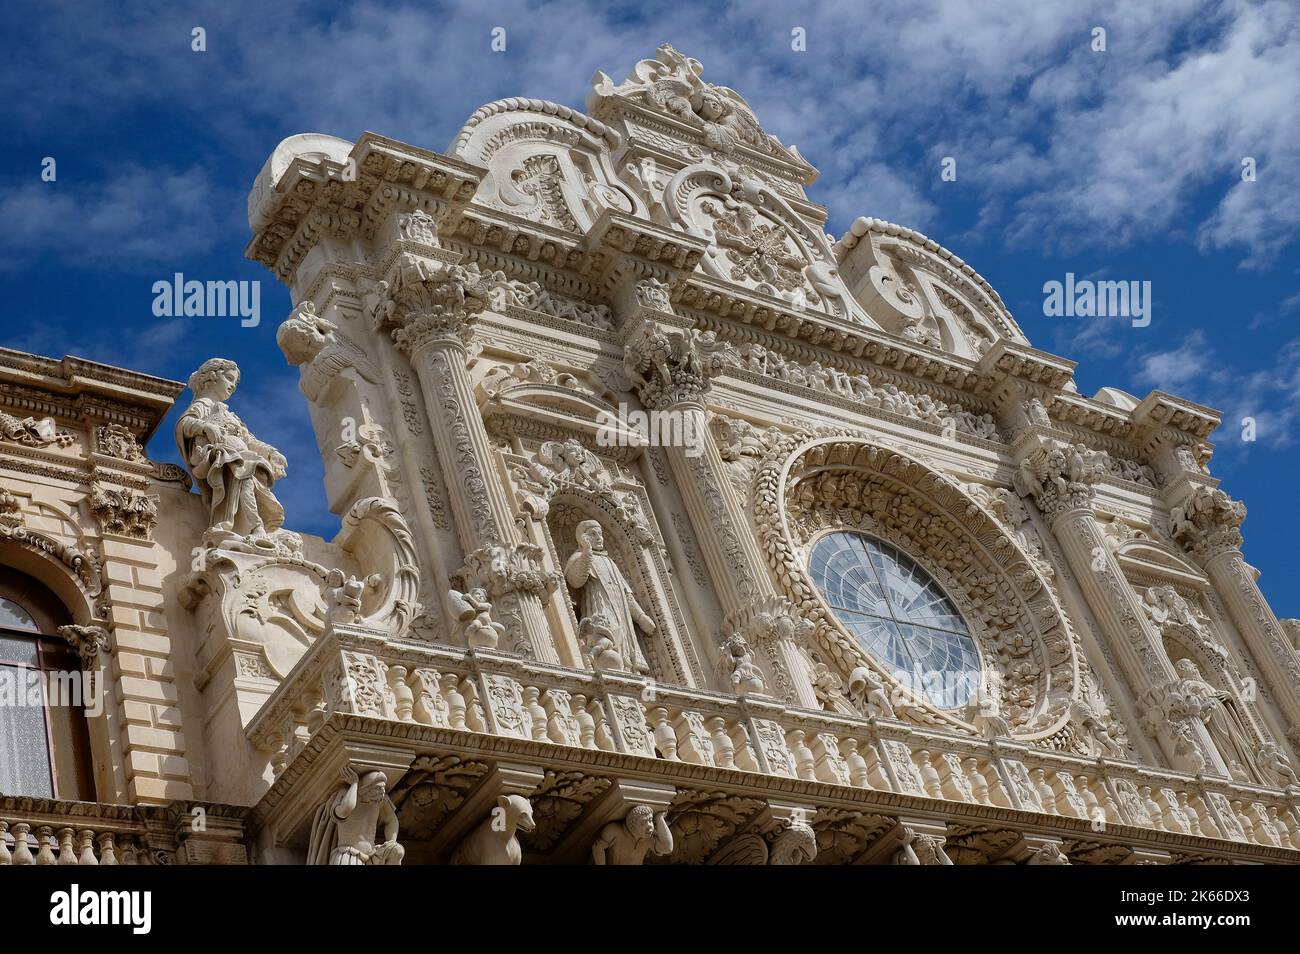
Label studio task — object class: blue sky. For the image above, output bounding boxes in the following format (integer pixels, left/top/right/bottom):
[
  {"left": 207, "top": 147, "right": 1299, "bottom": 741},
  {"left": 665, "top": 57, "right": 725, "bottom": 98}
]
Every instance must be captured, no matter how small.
[{"left": 2, "top": 1, "right": 1297, "bottom": 614}]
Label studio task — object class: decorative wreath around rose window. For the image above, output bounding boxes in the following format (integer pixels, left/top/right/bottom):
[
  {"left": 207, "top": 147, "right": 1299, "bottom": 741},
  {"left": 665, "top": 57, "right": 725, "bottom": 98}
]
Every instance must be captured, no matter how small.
[{"left": 753, "top": 433, "right": 1088, "bottom": 747}]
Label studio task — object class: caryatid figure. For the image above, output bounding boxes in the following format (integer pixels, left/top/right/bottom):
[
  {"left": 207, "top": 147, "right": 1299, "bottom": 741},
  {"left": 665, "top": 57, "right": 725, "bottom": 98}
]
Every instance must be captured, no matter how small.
[
  {"left": 176, "top": 358, "right": 290, "bottom": 550},
  {"left": 307, "top": 764, "right": 404, "bottom": 865},
  {"left": 590, "top": 805, "right": 674, "bottom": 865},
  {"left": 565, "top": 520, "right": 655, "bottom": 675}
]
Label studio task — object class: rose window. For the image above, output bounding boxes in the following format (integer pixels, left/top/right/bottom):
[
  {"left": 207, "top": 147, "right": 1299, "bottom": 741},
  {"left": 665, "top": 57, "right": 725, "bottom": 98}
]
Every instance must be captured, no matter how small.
[{"left": 809, "top": 531, "right": 981, "bottom": 709}]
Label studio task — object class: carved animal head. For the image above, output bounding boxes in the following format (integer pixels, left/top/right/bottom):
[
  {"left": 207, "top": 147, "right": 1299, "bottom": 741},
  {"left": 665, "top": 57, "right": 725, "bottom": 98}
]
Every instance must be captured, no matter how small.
[{"left": 496, "top": 794, "right": 536, "bottom": 833}]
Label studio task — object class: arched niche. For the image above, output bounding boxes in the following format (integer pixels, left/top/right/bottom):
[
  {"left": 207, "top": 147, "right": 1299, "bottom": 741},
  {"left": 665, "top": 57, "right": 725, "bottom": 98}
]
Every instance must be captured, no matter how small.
[{"left": 541, "top": 481, "right": 702, "bottom": 690}]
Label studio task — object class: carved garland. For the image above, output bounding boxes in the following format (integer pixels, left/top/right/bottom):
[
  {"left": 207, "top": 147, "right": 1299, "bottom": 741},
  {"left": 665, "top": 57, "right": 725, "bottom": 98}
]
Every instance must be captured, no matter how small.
[{"left": 753, "top": 434, "right": 1084, "bottom": 744}]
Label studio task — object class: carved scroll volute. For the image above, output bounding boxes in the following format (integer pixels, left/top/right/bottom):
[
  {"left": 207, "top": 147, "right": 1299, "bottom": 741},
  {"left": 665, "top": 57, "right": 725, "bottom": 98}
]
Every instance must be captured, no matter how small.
[{"left": 339, "top": 496, "right": 423, "bottom": 637}]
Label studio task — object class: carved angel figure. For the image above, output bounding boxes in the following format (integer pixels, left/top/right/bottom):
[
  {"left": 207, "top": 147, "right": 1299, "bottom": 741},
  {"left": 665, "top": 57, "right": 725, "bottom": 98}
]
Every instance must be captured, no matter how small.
[
  {"left": 449, "top": 586, "right": 504, "bottom": 650},
  {"left": 324, "top": 569, "right": 366, "bottom": 627},
  {"left": 565, "top": 521, "right": 654, "bottom": 674},
  {"left": 578, "top": 614, "right": 624, "bottom": 671},
  {"left": 591, "top": 805, "right": 673, "bottom": 865},
  {"left": 177, "top": 358, "right": 293, "bottom": 552},
  {"left": 307, "top": 764, "right": 404, "bottom": 865},
  {"left": 1256, "top": 742, "right": 1299, "bottom": 788},
  {"left": 716, "top": 633, "right": 766, "bottom": 695},
  {"left": 276, "top": 299, "right": 378, "bottom": 402},
  {"left": 847, "top": 665, "right": 895, "bottom": 718}
]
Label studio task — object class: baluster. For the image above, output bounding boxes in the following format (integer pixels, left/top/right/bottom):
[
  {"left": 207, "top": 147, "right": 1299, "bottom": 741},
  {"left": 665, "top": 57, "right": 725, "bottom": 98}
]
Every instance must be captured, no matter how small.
[
  {"left": 56, "top": 828, "right": 76, "bottom": 864},
  {"left": 1175, "top": 792, "right": 1202, "bottom": 836},
  {"left": 587, "top": 697, "right": 617, "bottom": 752},
  {"left": 522, "top": 686, "right": 549, "bottom": 741},
  {"left": 649, "top": 707, "right": 679, "bottom": 760},
  {"left": 0, "top": 821, "right": 11, "bottom": 865},
  {"left": 843, "top": 738, "right": 871, "bottom": 788},
  {"left": 440, "top": 673, "right": 467, "bottom": 730},
  {"left": 730, "top": 723, "right": 760, "bottom": 772},
  {"left": 302, "top": 687, "right": 328, "bottom": 735},
  {"left": 137, "top": 837, "right": 156, "bottom": 865},
  {"left": 1097, "top": 781, "right": 1122, "bottom": 826},
  {"left": 386, "top": 665, "right": 414, "bottom": 721},
  {"left": 707, "top": 717, "right": 736, "bottom": 769},
  {"left": 35, "top": 826, "right": 57, "bottom": 865},
  {"left": 1030, "top": 768, "right": 1058, "bottom": 814},
  {"left": 11, "top": 823, "right": 33, "bottom": 865},
  {"left": 1248, "top": 802, "right": 1280, "bottom": 847},
  {"left": 914, "top": 751, "right": 942, "bottom": 799},
  {"left": 1139, "top": 787, "right": 1166, "bottom": 830},
  {"left": 1231, "top": 801, "right": 1256, "bottom": 844},
  {"left": 98, "top": 832, "right": 118, "bottom": 865},
  {"left": 1268, "top": 806, "right": 1293, "bottom": 849},
  {"left": 786, "top": 730, "right": 816, "bottom": 781},
  {"left": 964, "top": 757, "right": 992, "bottom": 805},
  {"left": 570, "top": 693, "right": 597, "bottom": 749},
  {"left": 1076, "top": 775, "right": 1103, "bottom": 825},
  {"left": 76, "top": 829, "right": 98, "bottom": 865}
]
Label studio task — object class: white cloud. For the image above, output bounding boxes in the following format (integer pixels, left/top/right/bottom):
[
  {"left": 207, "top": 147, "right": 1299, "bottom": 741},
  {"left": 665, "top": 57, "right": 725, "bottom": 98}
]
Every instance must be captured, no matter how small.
[{"left": 0, "top": 166, "right": 227, "bottom": 267}]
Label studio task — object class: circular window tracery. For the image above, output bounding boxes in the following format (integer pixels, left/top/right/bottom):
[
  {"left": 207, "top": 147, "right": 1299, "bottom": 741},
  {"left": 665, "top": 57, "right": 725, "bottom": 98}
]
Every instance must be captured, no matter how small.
[{"left": 809, "top": 531, "right": 981, "bottom": 709}]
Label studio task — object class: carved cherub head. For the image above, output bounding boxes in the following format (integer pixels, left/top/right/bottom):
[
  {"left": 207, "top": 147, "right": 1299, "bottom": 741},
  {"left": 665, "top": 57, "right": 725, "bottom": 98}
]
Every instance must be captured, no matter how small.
[{"left": 188, "top": 358, "right": 240, "bottom": 401}]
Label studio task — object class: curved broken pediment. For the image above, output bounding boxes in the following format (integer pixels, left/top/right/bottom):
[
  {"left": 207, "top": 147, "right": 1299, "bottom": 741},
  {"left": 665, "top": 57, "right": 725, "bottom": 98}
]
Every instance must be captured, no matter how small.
[
  {"left": 451, "top": 99, "right": 646, "bottom": 233},
  {"left": 836, "top": 217, "right": 1028, "bottom": 360}
]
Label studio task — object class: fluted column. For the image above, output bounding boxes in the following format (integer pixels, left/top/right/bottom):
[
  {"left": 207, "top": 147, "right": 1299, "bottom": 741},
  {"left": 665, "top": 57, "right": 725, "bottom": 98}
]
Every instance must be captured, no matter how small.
[
  {"left": 1172, "top": 486, "right": 1300, "bottom": 750},
  {"left": 623, "top": 319, "right": 819, "bottom": 708},
  {"left": 1016, "top": 441, "right": 1223, "bottom": 775},
  {"left": 387, "top": 253, "right": 558, "bottom": 662}
]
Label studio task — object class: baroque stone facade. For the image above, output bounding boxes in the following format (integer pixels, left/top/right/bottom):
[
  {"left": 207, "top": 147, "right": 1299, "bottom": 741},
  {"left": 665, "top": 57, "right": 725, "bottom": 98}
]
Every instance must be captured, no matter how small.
[{"left": 2, "top": 45, "right": 1299, "bottom": 866}]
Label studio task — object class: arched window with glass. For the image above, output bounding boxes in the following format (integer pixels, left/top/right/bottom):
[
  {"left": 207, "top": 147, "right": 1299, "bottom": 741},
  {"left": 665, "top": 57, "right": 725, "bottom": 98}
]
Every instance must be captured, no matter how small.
[
  {"left": 808, "top": 531, "right": 982, "bottom": 710},
  {"left": 0, "top": 566, "right": 95, "bottom": 800}
]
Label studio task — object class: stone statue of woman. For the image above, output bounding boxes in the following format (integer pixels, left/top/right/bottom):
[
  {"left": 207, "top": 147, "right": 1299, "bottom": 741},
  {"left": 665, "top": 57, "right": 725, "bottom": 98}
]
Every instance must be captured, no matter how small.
[
  {"left": 177, "top": 358, "right": 294, "bottom": 552},
  {"left": 565, "top": 520, "right": 655, "bottom": 675}
]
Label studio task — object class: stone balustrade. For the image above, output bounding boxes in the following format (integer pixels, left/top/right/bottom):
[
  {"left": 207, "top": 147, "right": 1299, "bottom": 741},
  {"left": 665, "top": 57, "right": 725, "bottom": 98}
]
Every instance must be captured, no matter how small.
[
  {"left": 0, "top": 795, "right": 250, "bottom": 865},
  {"left": 249, "top": 624, "right": 1300, "bottom": 856}
]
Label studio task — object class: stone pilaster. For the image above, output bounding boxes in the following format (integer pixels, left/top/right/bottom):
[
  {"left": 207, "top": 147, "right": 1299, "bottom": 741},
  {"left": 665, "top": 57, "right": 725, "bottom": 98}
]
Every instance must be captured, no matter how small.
[
  {"left": 1014, "top": 438, "right": 1223, "bottom": 775},
  {"left": 385, "top": 252, "right": 558, "bottom": 662},
  {"left": 1171, "top": 486, "right": 1300, "bottom": 751},
  {"left": 622, "top": 318, "right": 818, "bottom": 708}
]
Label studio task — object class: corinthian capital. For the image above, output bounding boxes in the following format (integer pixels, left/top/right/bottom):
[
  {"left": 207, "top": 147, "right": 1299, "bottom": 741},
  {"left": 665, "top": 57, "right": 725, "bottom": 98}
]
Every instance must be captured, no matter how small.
[
  {"left": 385, "top": 254, "right": 501, "bottom": 355},
  {"left": 622, "top": 318, "right": 734, "bottom": 410},
  {"left": 1170, "top": 486, "right": 1245, "bottom": 560},
  {"left": 1013, "top": 442, "right": 1106, "bottom": 519},
  {"left": 458, "top": 543, "right": 559, "bottom": 602}
]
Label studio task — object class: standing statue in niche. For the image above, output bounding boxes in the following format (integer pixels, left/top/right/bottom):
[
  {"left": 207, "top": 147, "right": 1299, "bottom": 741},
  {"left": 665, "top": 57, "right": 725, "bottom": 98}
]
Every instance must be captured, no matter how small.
[
  {"left": 565, "top": 520, "right": 655, "bottom": 675},
  {"left": 307, "top": 765, "right": 404, "bottom": 865},
  {"left": 177, "top": 358, "right": 295, "bottom": 552},
  {"left": 1173, "top": 658, "right": 1258, "bottom": 783}
]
